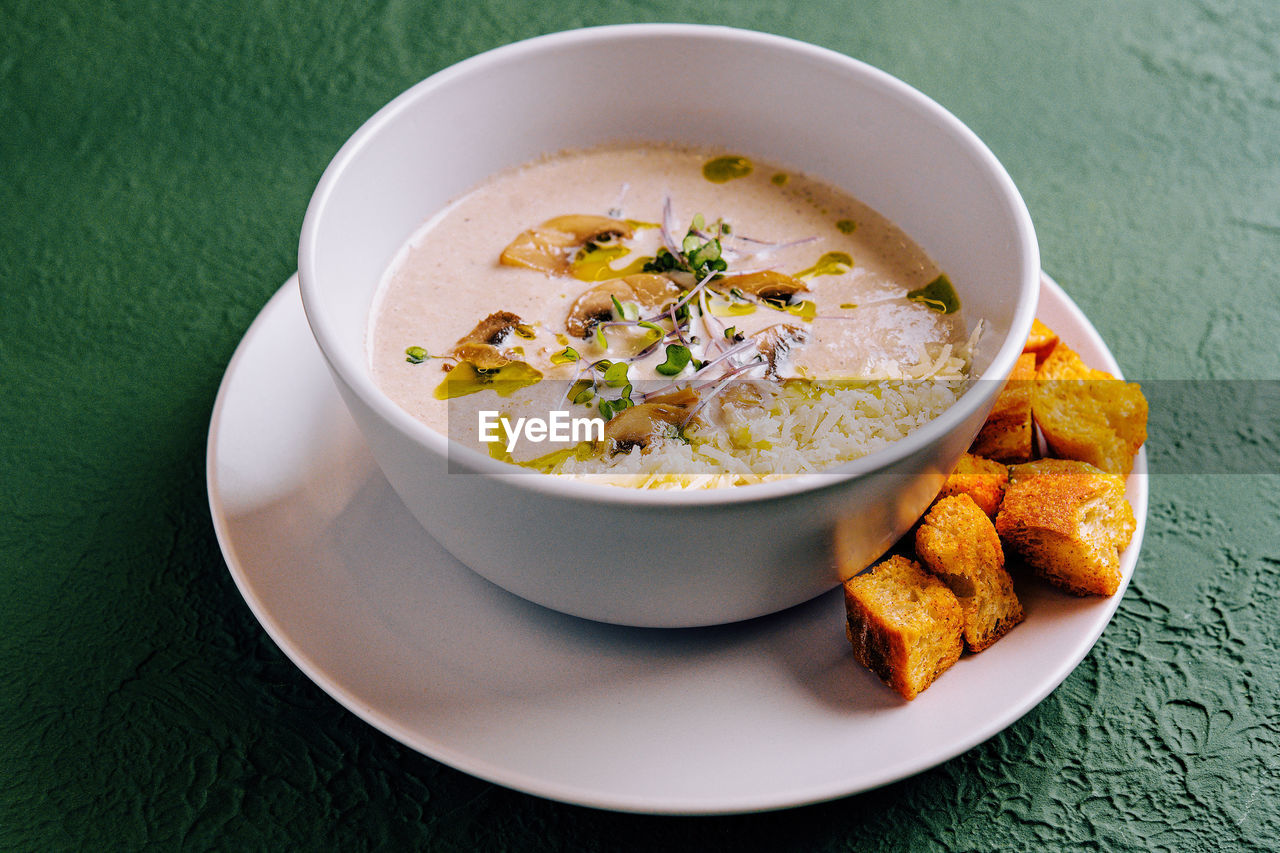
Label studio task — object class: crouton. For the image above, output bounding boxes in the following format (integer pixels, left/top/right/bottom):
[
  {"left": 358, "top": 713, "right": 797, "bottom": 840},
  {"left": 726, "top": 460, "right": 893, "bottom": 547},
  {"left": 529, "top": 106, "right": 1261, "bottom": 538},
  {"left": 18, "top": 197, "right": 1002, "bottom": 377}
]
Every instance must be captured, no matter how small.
[
  {"left": 844, "top": 555, "right": 964, "bottom": 700},
  {"left": 1036, "top": 341, "right": 1110, "bottom": 382},
  {"left": 915, "top": 495, "right": 1025, "bottom": 651},
  {"left": 936, "top": 452, "right": 1009, "bottom": 517},
  {"left": 970, "top": 352, "right": 1036, "bottom": 462},
  {"left": 1024, "top": 318, "right": 1059, "bottom": 364},
  {"left": 995, "top": 459, "right": 1136, "bottom": 596},
  {"left": 1032, "top": 343, "right": 1147, "bottom": 475}
]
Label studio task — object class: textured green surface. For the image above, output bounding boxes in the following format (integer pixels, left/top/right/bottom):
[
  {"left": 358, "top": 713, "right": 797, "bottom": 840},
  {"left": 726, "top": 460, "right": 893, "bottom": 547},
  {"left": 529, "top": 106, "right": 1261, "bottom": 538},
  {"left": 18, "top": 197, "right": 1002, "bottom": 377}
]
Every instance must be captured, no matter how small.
[{"left": 3, "top": 0, "right": 1278, "bottom": 849}]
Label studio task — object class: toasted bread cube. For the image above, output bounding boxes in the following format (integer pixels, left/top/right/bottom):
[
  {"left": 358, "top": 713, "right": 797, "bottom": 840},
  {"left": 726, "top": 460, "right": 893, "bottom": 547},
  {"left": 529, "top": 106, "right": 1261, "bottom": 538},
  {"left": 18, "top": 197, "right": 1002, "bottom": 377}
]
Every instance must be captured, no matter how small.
[
  {"left": 1032, "top": 344, "right": 1147, "bottom": 476},
  {"left": 970, "top": 352, "right": 1036, "bottom": 462},
  {"left": 915, "top": 495, "right": 1025, "bottom": 652},
  {"left": 995, "top": 459, "right": 1136, "bottom": 596},
  {"left": 937, "top": 452, "right": 1009, "bottom": 517},
  {"left": 844, "top": 555, "right": 963, "bottom": 700},
  {"left": 1036, "top": 341, "right": 1110, "bottom": 381},
  {"left": 1024, "top": 318, "right": 1059, "bottom": 364}
]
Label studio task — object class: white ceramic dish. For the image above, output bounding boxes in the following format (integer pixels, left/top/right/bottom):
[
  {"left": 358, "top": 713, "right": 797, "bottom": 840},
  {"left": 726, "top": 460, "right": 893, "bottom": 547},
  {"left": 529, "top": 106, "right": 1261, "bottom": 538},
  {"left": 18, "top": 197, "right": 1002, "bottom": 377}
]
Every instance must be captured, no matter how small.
[
  {"left": 208, "top": 271, "right": 1146, "bottom": 815},
  {"left": 297, "top": 24, "right": 1040, "bottom": 627}
]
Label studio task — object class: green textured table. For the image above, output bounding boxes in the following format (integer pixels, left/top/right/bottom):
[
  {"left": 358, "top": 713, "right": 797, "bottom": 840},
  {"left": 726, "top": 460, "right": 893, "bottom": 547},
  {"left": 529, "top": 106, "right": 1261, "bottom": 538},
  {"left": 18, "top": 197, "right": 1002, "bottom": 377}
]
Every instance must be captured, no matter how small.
[{"left": 3, "top": 1, "right": 1278, "bottom": 849}]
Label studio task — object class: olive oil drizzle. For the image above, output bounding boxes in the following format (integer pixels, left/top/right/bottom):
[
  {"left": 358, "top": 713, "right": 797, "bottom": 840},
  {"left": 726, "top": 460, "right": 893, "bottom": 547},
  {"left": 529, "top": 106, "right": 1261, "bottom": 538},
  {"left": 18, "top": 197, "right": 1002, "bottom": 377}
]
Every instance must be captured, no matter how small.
[
  {"left": 702, "top": 155, "right": 754, "bottom": 183},
  {"left": 795, "top": 251, "right": 853, "bottom": 278},
  {"left": 433, "top": 360, "right": 544, "bottom": 400},
  {"left": 906, "top": 274, "right": 961, "bottom": 314}
]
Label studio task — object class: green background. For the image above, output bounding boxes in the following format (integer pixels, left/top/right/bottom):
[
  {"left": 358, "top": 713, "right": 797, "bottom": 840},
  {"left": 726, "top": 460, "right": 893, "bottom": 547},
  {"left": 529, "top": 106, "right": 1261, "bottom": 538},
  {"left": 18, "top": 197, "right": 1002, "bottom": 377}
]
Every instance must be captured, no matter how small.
[{"left": 3, "top": 0, "right": 1278, "bottom": 849}]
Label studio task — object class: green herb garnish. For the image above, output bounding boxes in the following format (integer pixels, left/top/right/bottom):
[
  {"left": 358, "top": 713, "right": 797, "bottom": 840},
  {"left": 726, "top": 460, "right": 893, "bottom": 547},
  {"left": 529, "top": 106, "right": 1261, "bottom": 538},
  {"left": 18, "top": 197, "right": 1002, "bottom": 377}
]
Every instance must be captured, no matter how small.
[
  {"left": 602, "top": 361, "right": 630, "bottom": 387},
  {"left": 636, "top": 320, "right": 666, "bottom": 347},
  {"left": 684, "top": 233, "right": 726, "bottom": 276},
  {"left": 641, "top": 215, "right": 730, "bottom": 281},
  {"left": 655, "top": 343, "right": 692, "bottom": 376},
  {"left": 597, "top": 392, "right": 634, "bottom": 421},
  {"left": 404, "top": 345, "right": 430, "bottom": 364},
  {"left": 570, "top": 379, "right": 595, "bottom": 405},
  {"left": 610, "top": 294, "right": 628, "bottom": 319},
  {"left": 593, "top": 296, "right": 640, "bottom": 350},
  {"left": 642, "top": 247, "right": 681, "bottom": 274}
]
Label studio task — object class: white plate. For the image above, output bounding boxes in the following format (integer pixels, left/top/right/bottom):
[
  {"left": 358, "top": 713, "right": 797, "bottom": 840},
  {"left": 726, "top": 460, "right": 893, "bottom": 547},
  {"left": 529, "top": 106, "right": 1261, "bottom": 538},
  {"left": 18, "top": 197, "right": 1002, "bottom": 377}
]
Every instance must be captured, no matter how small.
[{"left": 207, "top": 271, "right": 1147, "bottom": 815}]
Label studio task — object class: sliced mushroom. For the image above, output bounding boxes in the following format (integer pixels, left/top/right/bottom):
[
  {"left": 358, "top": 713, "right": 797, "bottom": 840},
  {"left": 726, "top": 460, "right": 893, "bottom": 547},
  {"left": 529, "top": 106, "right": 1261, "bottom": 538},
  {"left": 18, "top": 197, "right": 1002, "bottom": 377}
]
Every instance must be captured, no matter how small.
[
  {"left": 451, "top": 342, "right": 510, "bottom": 370},
  {"left": 750, "top": 323, "right": 809, "bottom": 379},
  {"left": 500, "top": 215, "right": 635, "bottom": 274},
  {"left": 717, "top": 380, "right": 765, "bottom": 411},
  {"left": 713, "top": 270, "right": 807, "bottom": 302},
  {"left": 565, "top": 274, "right": 682, "bottom": 338},
  {"left": 450, "top": 311, "right": 525, "bottom": 369},
  {"left": 622, "top": 273, "right": 684, "bottom": 307},
  {"left": 461, "top": 311, "right": 524, "bottom": 347},
  {"left": 565, "top": 281, "right": 632, "bottom": 340},
  {"left": 602, "top": 387, "right": 700, "bottom": 455}
]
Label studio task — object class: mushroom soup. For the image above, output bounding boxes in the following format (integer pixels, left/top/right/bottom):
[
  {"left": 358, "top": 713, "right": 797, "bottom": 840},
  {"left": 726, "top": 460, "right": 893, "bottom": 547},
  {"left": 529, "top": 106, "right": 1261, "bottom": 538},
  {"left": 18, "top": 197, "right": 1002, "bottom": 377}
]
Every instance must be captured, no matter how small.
[{"left": 370, "top": 144, "right": 975, "bottom": 488}]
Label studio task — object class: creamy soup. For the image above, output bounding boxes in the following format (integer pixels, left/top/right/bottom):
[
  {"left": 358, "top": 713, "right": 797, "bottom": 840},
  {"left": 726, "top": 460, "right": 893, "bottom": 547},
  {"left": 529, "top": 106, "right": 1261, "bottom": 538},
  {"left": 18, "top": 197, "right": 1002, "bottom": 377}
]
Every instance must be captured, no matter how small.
[{"left": 370, "top": 144, "right": 974, "bottom": 487}]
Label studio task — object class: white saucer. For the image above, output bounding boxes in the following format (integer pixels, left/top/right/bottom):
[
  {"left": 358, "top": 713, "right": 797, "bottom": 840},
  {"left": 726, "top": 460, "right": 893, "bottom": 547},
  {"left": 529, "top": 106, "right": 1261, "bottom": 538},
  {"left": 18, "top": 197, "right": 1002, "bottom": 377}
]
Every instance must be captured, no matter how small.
[{"left": 207, "top": 271, "right": 1146, "bottom": 815}]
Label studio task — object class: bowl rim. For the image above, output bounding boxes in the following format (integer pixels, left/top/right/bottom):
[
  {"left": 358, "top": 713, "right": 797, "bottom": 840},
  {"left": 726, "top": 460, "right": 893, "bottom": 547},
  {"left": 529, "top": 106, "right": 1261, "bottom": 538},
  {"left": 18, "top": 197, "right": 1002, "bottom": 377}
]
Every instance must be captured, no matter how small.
[{"left": 299, "top": 22, "right": 1040, "bottom": 509}]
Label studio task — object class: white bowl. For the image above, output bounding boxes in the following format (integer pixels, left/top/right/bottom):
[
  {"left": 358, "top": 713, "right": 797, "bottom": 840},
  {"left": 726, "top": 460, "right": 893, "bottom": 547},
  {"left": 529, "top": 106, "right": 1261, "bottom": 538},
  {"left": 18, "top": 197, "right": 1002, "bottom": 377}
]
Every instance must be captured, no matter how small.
[{"left": 298, "top": 24, "right": 1039, "bottom": 628}]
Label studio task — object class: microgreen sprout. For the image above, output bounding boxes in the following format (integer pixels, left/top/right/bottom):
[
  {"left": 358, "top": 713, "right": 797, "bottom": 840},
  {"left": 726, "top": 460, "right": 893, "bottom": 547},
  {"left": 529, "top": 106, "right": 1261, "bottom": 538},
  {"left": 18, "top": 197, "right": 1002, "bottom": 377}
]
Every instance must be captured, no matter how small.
[
  {"left": 667, "top": 304, "right": 691, "bottom": 346},
  {"left": 655, "top": 343, "right": 692, "bottom": 376},
  {"left": 697, "top": 286, "right": 730, "bottom": 359},
  {"left": 602, "top": 361, "right": 630, "bottom": 387},
  {"left": 695, "top": 337, "right": 763, "bottom": 376},
  {"left": 680, "top": 360, "right": 765, "bottom": 427},
  {"left": 636, "top": 320, "right": 665, "bottom": 345},
  {"left": 596, "top": 382, "right": 635, "bottom": 420},
  {"left": 644, "top": 248, "right": 671, "bottom": 271},
  {"left": 570, "top": 379, "right": 595, "bottom": 405},
  {"left": 643, "top": 268, "right": 717, "bottom": 324},
  {"left": 643, "top": 211, "right": 731, "bottom": 281}
]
